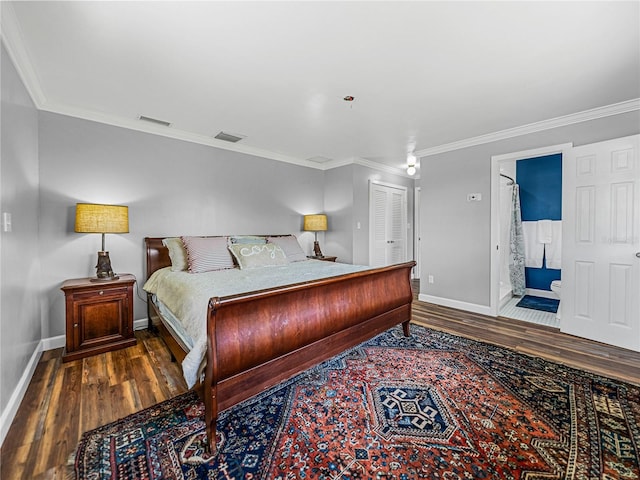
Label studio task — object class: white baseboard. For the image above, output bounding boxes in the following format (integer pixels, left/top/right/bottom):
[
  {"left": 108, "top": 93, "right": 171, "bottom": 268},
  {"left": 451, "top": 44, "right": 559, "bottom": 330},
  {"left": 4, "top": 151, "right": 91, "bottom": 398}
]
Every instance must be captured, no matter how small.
[
  {"left": 0, "top": 317, "right": 149, "bottom": 448},
  {"left": 42, "top": 334, "right": 65, "bottom": 350},
  {"left": 39, "top": 319, "right": 148, "bottom": 351},
  {"left": 418, "top": 294, "right": 493, "bottom": 316},
  {"left": 0, "top": 340, "right": 43, "bottom": 447},
  {"left": 134, "top": 318, "right": 148, "bottom": 331}
]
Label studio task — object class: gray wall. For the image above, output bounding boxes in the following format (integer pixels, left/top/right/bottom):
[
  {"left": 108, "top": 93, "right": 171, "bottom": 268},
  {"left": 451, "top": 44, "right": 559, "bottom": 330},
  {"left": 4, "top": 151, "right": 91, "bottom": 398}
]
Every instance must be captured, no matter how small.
[
  {"left": 352, "top": 164, "right": 415, "bottom": 267},
  {"left": 37, "top": 112, "right": 327, "bottom": 338},
  {"left": 0, "top": 43, "right": 42, "bottom": 412},
  {"left": 419, "top": 111, "right": 640, "bottom": 308},
  {"left": 323, "top": 164, "right": 415, "bottom": 266},
  {"left": 324, "top": 165, "right": 354, "bottom": 263}
]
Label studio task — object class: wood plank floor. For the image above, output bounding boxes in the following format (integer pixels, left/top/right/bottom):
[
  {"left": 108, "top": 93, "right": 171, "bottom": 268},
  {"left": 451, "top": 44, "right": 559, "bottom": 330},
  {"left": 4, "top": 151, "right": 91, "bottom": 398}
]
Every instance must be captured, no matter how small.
[
  {"left": 2, "top": 300, "right": 639, "bottom": 479},
  {"left": 0, "top": 330, "right": 188, "bottom": 480},
  {"left": 411, "top": 301, "right": 640, "bottom": 385}
]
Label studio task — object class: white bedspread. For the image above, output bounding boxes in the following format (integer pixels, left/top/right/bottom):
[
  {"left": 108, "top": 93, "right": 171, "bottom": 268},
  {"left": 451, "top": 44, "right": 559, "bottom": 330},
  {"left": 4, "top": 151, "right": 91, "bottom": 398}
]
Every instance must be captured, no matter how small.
[{"left": 143, "top": 260, "right": 373, "bottom": 387}]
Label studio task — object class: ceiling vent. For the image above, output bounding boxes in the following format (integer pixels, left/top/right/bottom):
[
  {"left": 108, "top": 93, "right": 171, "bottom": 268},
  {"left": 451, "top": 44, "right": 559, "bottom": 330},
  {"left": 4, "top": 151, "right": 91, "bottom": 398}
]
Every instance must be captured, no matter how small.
[
  {"left": 138, "top": 115, "right": 172, "bottom": 127},
  {"left": 214, "top": 131, "right": 246, "bottom": 143},
  {"left": 307, "top": 156, "right": 332, "bottom": 163}
]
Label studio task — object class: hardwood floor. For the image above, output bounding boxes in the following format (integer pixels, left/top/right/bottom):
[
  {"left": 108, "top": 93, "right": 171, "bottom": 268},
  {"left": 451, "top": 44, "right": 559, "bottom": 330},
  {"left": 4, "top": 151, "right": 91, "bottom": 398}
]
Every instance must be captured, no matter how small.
[
  {"left": 2, "top": 300, "right": 639, "bottom": 479},
  {"left": 0, "top": 330, "right": 188, "bottom": 480},
  {"left": 411, "top": 301, "right": 640, "bottom": 385}
]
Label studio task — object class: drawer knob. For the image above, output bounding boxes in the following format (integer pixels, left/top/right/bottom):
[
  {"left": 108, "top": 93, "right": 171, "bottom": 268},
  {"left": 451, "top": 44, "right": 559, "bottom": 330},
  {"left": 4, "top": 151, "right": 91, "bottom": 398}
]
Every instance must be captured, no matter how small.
[
  {"left": 99, "top": 290, "right": 104, "bottom": 295},
  {"left": 74, "top": 323, "right": 78, "bottom": 328}
]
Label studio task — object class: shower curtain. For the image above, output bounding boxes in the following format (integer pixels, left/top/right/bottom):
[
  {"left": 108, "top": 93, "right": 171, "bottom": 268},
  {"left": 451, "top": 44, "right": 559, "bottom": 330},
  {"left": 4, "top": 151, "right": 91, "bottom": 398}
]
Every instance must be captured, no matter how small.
[{"left": 509, "top": 184, "right": 526, "bottom": 296}]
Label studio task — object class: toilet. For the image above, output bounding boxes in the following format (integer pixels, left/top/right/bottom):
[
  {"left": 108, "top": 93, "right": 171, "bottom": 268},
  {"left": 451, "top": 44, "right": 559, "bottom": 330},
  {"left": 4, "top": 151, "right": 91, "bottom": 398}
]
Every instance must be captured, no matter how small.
[{"left": 550, "top": 280, "right": 562, "bottom": 319}]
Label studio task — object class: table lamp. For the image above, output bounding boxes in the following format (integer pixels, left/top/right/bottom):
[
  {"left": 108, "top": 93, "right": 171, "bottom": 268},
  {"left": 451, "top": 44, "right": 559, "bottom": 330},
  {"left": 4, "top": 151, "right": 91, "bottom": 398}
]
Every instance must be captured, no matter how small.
[
  {"left": 75, "top": 203, "right": 129, "bottom": 281},
  {"left": 303, "top": 214, "right": 327, "bottom": 257}
]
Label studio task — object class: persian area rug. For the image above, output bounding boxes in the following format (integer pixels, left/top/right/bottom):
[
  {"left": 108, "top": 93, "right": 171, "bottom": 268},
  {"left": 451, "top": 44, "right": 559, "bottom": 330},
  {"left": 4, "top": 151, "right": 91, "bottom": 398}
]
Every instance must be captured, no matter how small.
[
  {"left": 71, "top": 324, "right": 640, "bottom": 479},
  {"left": 516, "top": 295, "right": 560, "bottom": 313}
]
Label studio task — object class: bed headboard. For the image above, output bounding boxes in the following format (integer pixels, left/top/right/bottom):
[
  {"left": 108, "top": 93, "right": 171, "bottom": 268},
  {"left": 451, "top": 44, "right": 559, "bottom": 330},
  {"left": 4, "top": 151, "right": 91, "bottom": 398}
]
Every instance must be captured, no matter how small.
[
  {"left": 145, "top": 237, "right": 171, "bottom": 279},
  {"left": 144, "top": 234, "right": 297, "bottom": 280}
]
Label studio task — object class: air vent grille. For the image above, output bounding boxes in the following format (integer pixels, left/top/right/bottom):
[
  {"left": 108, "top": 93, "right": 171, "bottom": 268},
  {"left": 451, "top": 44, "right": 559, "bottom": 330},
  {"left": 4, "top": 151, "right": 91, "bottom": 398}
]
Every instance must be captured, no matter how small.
[
  {"left": 307, "top": 156, "right": 332, "bottom": 163},
  {"left": 138, "top": 115, "right": 172, "bottom": 127},
  {"left": 214, "top": 131, "right": 246, "bottom": 143}
]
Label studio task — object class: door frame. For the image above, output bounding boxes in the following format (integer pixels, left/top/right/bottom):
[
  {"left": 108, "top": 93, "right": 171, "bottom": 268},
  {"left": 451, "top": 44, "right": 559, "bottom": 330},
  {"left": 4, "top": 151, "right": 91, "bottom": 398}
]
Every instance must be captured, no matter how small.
[
  {"left": 489, "top": 143, "right": 573, "bottom": 317},
  {"left": 414, "top": 187, "right": 421, "bottom": 279}
]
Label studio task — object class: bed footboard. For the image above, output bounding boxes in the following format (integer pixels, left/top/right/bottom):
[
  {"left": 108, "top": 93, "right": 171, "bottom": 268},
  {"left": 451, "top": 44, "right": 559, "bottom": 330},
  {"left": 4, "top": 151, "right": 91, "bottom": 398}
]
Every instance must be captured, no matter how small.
[{"left": 203, "top": 260, "right": 415, "bottom": 452}]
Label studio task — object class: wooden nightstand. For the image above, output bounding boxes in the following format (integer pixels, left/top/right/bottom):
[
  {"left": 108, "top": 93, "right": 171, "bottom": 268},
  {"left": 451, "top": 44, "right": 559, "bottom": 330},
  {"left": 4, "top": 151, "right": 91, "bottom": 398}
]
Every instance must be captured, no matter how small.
[
  {"left": 61, "top": 274, "right": 136, "bottom": 362},
  {"left": 308, "top": 256, "right": 337, "bottom": 262}
]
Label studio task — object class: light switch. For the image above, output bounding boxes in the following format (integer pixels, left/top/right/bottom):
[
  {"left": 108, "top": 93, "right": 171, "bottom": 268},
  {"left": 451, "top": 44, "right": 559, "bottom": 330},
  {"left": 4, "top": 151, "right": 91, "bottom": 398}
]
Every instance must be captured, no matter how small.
[{"left": 2, "top": 212, "right": 12, "bottom": 232}]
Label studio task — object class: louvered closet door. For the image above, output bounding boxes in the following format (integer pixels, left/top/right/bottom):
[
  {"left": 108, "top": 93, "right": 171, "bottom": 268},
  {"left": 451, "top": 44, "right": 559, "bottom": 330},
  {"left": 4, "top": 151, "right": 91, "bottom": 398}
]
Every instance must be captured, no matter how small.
[
  {"left": 369, "top": 182, "right": 407, "bottom": 266},
  {"left": 562, "top": 135, "right": 640, "bottom": 352}
]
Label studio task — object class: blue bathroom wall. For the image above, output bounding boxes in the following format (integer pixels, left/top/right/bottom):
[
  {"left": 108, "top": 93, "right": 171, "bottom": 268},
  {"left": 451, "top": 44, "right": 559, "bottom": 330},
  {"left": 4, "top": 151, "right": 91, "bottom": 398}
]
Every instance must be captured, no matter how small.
[{"left": 516, "top": 154, "right": 562, "bottom": 291}]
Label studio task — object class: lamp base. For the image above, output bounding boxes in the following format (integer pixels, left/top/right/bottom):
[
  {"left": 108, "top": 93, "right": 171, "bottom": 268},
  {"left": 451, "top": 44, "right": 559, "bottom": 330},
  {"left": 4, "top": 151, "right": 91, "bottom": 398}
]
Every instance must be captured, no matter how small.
[
  {"left": 313, "top": 241, "right": 324, "bottom": 258},
  {"left": 92, "top": 251, "right": 120, "bottom": 282}
]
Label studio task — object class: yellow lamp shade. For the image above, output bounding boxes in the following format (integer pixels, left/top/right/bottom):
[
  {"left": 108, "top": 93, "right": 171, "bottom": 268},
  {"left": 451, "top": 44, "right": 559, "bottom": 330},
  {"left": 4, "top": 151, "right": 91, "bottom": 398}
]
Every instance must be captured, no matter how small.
[
  {"left": 303, "top": 214, "right": 327, "bottom": 232},
  {"left": 75, "top": 203, "right": 129, "bottom": 234}
]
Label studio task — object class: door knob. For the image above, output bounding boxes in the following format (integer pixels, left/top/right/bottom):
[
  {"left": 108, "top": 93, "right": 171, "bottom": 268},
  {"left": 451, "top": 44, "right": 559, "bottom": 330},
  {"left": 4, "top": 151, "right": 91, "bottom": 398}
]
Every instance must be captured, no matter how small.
[{"left": 636, "top": 252, "right": 640, "bottom": 258}]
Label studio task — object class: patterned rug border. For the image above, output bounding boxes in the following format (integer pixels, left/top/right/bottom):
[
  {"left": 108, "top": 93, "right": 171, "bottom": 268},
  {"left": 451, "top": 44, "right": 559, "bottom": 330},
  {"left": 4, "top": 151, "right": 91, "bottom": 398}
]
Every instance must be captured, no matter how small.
[{"left": 68, "top": 323, "right": 640, "bottom": 479}]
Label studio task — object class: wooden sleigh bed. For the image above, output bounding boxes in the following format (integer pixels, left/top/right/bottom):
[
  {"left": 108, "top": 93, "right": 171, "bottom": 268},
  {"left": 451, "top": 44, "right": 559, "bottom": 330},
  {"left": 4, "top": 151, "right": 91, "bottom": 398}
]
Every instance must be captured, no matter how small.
[{"left": 144, "top": 236, "right": 415, "bottom": 452}]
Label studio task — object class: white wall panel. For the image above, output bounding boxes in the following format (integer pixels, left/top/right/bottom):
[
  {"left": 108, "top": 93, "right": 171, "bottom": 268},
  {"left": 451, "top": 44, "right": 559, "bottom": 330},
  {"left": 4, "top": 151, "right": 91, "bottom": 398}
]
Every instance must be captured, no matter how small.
[
  {"left": 609, "top": 263, "right": 631, "bottom": 327},
  {"left": 610, "top": 182, "right": 634, "bottom": 244},
  {"left": 576, "top": 154, "right": 596, "bottom": 177},
  {"left": 576, "top": 186, "right": 595, "bottom": 244},
  {"left": 611, "top": 148, "right": 633, "bottom": 172},
  {"left": 574, "top": 261, "right": 594, "bottom": 319}
]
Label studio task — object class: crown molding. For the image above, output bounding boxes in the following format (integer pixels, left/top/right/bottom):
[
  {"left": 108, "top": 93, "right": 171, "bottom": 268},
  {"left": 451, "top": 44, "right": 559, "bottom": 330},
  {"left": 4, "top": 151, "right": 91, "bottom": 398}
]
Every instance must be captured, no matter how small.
[
  {"left": 1, "top": 2, "right": 47, "bottom": 106},
  {"left": 318, "top": 156, "right": 418, "bottom": 178},
  {"left": 38, "top": 100, "right": 321, "bottom": 168},
  {"left": 415, "top": 98, "right": 640, "bottom": 158},
  {"left": 3, "top": 5, "right": 635, "bottom": 176}
]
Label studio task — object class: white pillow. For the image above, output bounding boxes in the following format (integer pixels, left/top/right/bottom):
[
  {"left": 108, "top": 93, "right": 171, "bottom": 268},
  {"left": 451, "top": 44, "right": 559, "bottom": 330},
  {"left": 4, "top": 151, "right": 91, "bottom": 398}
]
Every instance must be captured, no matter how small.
[
  {"left": 267, "top": 235, "right": 307, "bottom": 262},
  {"left": 162, "top": 237, "right": 188, "bottom": 272},
  {"left": 228, "top": 243, "right": 289, "bottom": 269}
]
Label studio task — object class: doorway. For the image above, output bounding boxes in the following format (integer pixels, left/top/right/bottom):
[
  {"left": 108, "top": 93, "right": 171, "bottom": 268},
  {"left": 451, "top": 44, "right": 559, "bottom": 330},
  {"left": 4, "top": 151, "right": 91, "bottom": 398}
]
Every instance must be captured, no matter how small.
[
  {"left": 490, "top": 143, "right": 572, "bottom": 325},
  {"left": 369, "top": 181, "right": 408, "bottom": 266}
]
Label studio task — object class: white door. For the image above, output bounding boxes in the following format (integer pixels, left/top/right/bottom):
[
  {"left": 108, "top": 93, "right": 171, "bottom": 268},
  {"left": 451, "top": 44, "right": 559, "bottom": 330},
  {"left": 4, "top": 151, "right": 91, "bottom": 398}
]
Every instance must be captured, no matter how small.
[
  {"left": 562, "top": 135, "right": 640, "bottom": 351},
  {"left": 370, "top": 182, "right": 407, "bottom": 266}
]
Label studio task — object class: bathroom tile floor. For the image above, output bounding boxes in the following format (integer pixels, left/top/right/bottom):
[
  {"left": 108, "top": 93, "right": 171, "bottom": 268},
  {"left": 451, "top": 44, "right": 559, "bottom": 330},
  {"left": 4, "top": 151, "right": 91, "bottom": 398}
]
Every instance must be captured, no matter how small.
[{"left": 500, "top": 295, "right": 560, "bottom": 328}]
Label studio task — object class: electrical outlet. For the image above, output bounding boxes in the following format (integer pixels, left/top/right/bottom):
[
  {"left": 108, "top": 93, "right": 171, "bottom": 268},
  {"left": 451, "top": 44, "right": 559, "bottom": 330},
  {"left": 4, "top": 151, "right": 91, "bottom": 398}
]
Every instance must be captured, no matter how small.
[
  {"left": 428, "top": 275, "right": 434, "bottom": 284},
  {"left": 467, "top": 193, "right": 482, "bottom": 202}
]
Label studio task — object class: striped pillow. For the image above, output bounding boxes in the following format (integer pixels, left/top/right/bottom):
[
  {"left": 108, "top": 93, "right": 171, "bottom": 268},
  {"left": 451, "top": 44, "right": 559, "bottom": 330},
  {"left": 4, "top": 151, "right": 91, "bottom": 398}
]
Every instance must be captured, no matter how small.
[{"left": 181, "top": 236, "right": 235, "bottom": 273}]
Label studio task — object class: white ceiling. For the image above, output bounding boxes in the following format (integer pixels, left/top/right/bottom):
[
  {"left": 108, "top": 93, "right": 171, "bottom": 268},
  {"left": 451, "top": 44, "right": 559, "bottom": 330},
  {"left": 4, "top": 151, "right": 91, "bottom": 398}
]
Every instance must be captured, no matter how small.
[{"left": 3, "top": 1, "right": 639, "bottom": 174}]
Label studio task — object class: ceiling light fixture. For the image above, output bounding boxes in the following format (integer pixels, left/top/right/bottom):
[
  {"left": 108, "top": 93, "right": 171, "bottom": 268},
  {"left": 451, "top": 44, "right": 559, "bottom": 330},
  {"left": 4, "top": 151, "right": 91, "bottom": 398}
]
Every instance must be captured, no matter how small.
[{"left": 407, "top": 153, "right": 417, "bottom": 176}]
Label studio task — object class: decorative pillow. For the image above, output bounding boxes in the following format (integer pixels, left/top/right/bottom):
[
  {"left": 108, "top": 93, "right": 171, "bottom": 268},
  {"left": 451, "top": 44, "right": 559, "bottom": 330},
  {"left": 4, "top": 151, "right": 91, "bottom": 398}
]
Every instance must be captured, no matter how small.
[
  {"left": 267, "top": 235, "right": 308, "bottom": 262},
  {"left": 181, "top": 236, "right": 235, "bottom": 273},
  {"left": 230, "top": 235, "right": 267, "bottom": 244},
  {"left": 228, "top": 243, "right": 288, "bottom": 269},
  {"left": 162, "top": 237, "right": 188, "bottom": 272}
]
